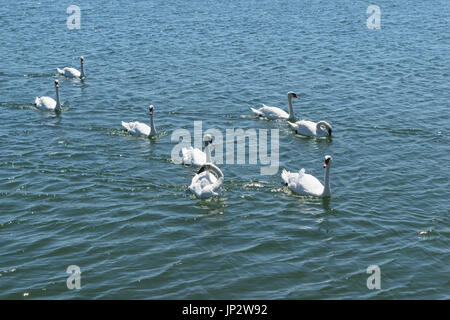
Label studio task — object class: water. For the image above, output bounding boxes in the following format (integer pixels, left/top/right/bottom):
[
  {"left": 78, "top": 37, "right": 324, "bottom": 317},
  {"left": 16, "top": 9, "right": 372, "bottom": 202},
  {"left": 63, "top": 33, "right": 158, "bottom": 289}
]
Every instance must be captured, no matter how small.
[{"left": 0, "top": 0, "right": 449, "bottom": 299}]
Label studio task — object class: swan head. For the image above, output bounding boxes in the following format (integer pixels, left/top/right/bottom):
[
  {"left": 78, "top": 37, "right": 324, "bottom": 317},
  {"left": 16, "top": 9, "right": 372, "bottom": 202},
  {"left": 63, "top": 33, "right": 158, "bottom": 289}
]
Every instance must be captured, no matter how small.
[
  {"left": 80, "top": 56, "right": 84, "bottom": 62},
  {"left": 288, "top": 91, "right": 299, "bottom": 99},
  {"left": 323, "top": 155, "right": 332, "bottom": 168},
  {"left": 54, "top": 79, "right": 59, "bottom": 88},
  {"left": 148, "top": 105, "right": 154, "bottom": 116},
  {"left": 204, "top": 134, "right": 213, "bottom": 147}
]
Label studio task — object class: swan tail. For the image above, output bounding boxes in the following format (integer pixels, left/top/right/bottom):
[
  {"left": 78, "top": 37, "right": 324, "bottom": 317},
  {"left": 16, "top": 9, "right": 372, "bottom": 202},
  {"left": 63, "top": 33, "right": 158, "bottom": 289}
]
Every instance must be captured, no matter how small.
[
  {"left": 121, "top": 121, "right": 132, "bottom": 131},
  {"left": 250, "top": 107, "right": 263, "bottom": 116},
  {"left": 57, "top": 68, "right": 64, "bottom": 75},
  {"left": 181, "top": 147, "right": 192, "bottom": 164},
  {"left": 281, "top": 169, "right": 290, "bottom": 184}
]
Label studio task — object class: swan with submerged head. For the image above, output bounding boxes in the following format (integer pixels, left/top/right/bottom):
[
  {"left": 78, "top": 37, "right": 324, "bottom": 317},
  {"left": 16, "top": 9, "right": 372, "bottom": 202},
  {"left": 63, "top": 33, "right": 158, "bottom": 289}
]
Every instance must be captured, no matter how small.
[{"left": 288, "top": 120, "right": 333, "bottom": 137}]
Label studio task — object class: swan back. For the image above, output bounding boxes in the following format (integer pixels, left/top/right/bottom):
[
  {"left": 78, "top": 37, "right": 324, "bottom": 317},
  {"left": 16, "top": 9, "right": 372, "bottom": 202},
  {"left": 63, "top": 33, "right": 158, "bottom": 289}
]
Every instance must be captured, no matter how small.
[{"left": 189, "top": 163, "right": 224, "bottom": 198}]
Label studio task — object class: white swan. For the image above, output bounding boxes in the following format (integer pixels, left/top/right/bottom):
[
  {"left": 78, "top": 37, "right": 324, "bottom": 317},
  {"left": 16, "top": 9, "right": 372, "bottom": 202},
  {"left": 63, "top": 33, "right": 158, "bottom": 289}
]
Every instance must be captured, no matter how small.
[
  {"left": 181, "top": 134, "right": 213, "bottom": 166},
  {"left": 288, "top": 120, "right": 333, "bottom": 137},
  {"left": 34, "top": 80, "right": 62, "bottom": 112},
  {"left": 189, "top": 163, "right": 224, "bottom": 198},
  {"left": 282, "top": 155, "right": 332, "bottom": 197},
  {"left": 122, "top": 104, "right": 157, "bottom": 137},
  {"left": 250, "top": 91, "right": 298, "bottom": 120},
  {"left": 57, "top": 56, "right": 85, "bottom": 79}
]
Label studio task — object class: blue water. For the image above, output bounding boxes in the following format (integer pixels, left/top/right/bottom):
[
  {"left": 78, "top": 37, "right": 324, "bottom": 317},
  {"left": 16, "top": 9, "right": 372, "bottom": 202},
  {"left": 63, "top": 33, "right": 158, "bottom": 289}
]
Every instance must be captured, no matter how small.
[{"left": 0, "top": 0, "right": 449, "bottom": 299}]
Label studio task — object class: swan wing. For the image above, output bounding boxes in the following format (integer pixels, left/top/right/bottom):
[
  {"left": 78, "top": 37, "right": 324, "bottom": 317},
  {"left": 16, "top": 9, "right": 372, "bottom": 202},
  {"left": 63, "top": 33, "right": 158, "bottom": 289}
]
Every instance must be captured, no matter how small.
[
  {"left": 283, "top": 168, "right": 324, "bottom": 196},
  {"left": 288, "top": 121, "right": 300, "bottom": 130},
  {"left": 252, "top": 105, "right": 289, "bottom": 120},
  {"left": 295, "top": 120, "right": 317, "bottom": 136},
  {"left": 181, "top": 147, "right": 206, "bottom": 166},
  {"left": 58, "top": 67, "right": 81, "bottom": 78},
  {"left": 35, "top": 96, "right": 56, "bottom": 110},
  {"left": 189, "top": 171, "right": 221, "bottom": 198},
  {"left": 121, "top": 121, "right": 150, "bottom": 136}
]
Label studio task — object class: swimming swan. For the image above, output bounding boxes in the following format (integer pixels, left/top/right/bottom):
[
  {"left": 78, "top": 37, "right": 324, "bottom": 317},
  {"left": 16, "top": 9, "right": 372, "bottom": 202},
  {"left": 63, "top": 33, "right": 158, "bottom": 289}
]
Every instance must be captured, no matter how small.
[
  {"left": 250, "top": 91, "right": 298, "bottom": 120},
  {"left": 34, "top": 80, "right": 62, "bottom": 112},
  {"left": 189, "top": 163, "right": 224, "bottom": 198},
  {"left": 57, "top": 56, "right": 85, "bottom": 79},
  {"left": 288, "top": 120, "right": 332, "bottom": 137},
  {"left": 121, "top": 104, "right": 157, "bottom": 137},
  {"left": 181, "top": 134, "right": 213, "bottom": 166},
  {"left": 282, "top": 155, "right": 332, "bottom": 197}
]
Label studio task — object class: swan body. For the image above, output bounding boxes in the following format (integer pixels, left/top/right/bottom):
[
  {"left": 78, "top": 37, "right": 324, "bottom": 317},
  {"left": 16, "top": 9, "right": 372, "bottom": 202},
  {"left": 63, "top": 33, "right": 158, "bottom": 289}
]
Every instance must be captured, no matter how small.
[
  {"left": 57, "top": 56, "right": 85, "bottom": 78},
  {"left": 282, "top": 155, "right": 332, "bottom": 197},
  {"left": 288, "top": 120, "right": 332, "bottom": 137},
  {"left": 34, "top": 80, "right": 61, "bottom": 111},
  {"left": 122, "top": 105, "right": 157, "bottom": 137},
  {"left": 251, "top": 91, "right": 298, "bottom": 120},
  {"left": 189, "top": 163, "right": 224, "bottom": 198},
  {"left": 181, "top": 134, "right": 213, "bottom": 166}
]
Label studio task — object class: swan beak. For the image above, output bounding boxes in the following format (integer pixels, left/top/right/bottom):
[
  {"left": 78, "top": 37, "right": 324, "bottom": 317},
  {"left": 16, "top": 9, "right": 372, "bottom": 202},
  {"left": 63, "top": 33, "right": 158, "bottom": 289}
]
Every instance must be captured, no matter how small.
[
  {"left": 149, "top": 109, "right": 153, "bottom": 115},
  {"left": 323, "top": 163, "right": 327, "bottom": 168}
]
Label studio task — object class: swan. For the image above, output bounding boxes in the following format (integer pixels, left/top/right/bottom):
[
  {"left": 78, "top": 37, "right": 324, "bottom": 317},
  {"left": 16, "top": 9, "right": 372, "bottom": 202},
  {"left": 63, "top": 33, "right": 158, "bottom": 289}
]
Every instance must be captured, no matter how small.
[
  {"left": 181, "top": 134, "right": 213, "bottom": 166},
  {"left": 189, "top": 163, "right": 224, "bottom": 198},
  {"left": 288, "top": 120, "right": 332, "bottom": 137},
  {"left": 282, "top": 155, "right": 332, "bottom": 197},
  {"left": 57, "top": 56, "right": 85, "bottom": 78},
  {"left": 121, "top": 104, "right": 157, "bottom": 137},
  {"left": 250, "top": 91, "right": 298, "bottom": 120},
  {"left": 33, "top": 80, "right": 62, "bottom": 112}
]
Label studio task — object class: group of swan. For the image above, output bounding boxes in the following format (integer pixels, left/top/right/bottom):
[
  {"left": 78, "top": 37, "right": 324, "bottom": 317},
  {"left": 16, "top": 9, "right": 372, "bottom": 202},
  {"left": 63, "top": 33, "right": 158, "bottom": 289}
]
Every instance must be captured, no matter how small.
[
  {"left": 33, "top": 65, "right": 333, "bottom": 199},
  {"left": 250, "top": 91, "right": 333, "bottom": 138},
  {"left": 120, "top": 106, "right": 222, "bottom": 198},
  {"left": 34, "top": 56, "right": 86, "bottom": 111},
  {"left": 251, "top": 91, "right": 334, "bottom": 197}
]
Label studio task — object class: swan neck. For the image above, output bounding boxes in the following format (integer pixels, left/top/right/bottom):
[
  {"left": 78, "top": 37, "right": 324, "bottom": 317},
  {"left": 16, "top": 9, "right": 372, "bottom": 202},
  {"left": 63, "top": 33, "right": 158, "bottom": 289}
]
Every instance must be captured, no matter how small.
[
  {"left": 205, "top": 143, "right": 212, "bottom": 163},
  {"left": 323, "top": 165, "right": 331, "bottom": 196},
  {"left": 287, "top": 95, "right": 294, "bottom": 120},
  {"left": 317, "top": 122, "right": 331, "bottom": 135},
  {"left": 55, "top": 86, "right": 61, "bottom": 110},
  {"left": 149, "top": 114, "right": 156, "bottom": 136},
  {"left": 80, "top": 60, "right": 85, "bottom": 77}
]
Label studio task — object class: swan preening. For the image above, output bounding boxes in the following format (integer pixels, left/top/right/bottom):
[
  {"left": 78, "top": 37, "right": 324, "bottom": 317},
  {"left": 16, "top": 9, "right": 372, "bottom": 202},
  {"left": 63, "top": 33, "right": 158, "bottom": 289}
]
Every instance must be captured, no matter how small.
[
  {"left": 288, "top": 120, "right": 333, "bottom": 137},
  {"left": 250, "top": 91, "right": 298, "bottom": 120},
  {"left": 189, "top": 163, "right": 224, "bottom": 198},
  {"left": 181, "top": 134, "right": 213, "bottom": 166},
  {"left": 34, "top": 79, "right": 62, "bottom": 111},
  {"left": 282, "top": 155, "right": 332, "bottom": 197},
  {"left": 122, "top": 104, "right": 157, "bottom": 137},
  {"left": 57, "top": 56, "right": 85, "bottom": 79}
]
